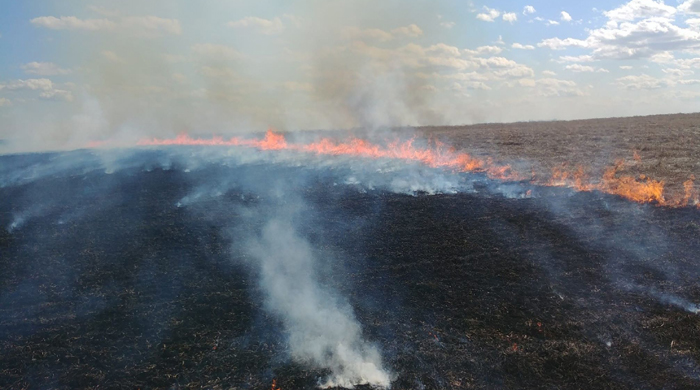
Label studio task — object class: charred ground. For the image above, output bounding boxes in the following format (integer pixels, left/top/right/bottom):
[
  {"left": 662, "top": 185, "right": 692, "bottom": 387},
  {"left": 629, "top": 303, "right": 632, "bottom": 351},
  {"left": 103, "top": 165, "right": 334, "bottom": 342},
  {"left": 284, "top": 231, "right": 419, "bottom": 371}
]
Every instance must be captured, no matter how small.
[{"left": 1, "top": 113, "right": 700, "bottom": 389}]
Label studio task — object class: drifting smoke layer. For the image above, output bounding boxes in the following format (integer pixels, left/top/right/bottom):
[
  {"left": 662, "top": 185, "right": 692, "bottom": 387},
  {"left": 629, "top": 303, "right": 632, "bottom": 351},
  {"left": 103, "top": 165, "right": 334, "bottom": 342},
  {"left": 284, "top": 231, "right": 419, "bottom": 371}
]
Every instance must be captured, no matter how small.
[
  {"left": 247, "top": 219, "right": 391, "bottom": 388},
  {"left": 137, "top": 130, "right": 700, "bottom": 207}
]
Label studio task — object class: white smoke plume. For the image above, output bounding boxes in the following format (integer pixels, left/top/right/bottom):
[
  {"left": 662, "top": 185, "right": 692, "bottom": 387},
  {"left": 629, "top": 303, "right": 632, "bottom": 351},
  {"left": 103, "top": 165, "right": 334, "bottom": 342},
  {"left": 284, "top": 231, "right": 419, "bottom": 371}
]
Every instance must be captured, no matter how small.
[{"left": 246, "top": 218, "right": 392, "bottom": 388}]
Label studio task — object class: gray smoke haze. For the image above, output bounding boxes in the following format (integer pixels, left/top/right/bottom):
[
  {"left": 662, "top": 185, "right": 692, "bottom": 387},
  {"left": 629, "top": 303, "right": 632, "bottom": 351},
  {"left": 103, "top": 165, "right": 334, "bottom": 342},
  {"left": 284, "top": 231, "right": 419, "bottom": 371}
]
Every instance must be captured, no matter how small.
[
  {"left": 0, "top": 0, "right": 478, "bottom": 154},
  {"left": 247, "top": 218, "right": 391, "bottom": 388}
]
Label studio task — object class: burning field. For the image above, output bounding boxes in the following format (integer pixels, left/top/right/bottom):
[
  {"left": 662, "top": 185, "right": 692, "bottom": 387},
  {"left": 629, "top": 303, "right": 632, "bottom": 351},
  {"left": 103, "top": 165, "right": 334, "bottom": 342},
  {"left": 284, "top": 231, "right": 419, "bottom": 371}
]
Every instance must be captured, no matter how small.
[{"left": 2, "top": 113, "right": 700, "bottom": 389}]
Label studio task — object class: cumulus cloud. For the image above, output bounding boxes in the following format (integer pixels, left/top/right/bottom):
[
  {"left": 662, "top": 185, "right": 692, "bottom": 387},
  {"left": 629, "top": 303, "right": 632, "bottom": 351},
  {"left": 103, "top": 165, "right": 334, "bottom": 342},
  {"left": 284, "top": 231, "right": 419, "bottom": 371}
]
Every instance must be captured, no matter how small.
[
  {"left": 620, "top": 65, "right": 634, "bottom": 69},
  {"left": 604, "top": 0, "right": 677, "bottom": 21},
  {"left": 538, "top": 37, "right": 587, "bottom": 50},
  {"left": 565, "top": 64, "right": 610, "bottom": 73},
  {"left": 686, "top": 18, "right": 700, "bottom": 29},
  {"left": 523, "top": 6, "right": 537, "bottom": 15},
  {"left": 31, "top": 16, "right": 116, "bottom": 31},
  {"left": 392, "top": 24, "right": 423, "bottom": 37},
  {"left": 522, "top": 78, "right": 585, "bottom": 97},
  {"left": 464, "top": 45, "right": 503, "bottom": 56},
  {"left": 503, "top": 13, "right": 518, "bottom": 23},
  {"left": 0, "top": 78, "right": 73, "bottom": 101},
  {"left": 616, "top": 73, "right": 669, "bottom": 89},
  {"left": 21, "top": 62, "right": 71, "bottom": 76},
  {"left": 679, "top": 0, "right": 700, "bottom": 14},
  {"left": 561, "top": 11, "right": 573, "bottom": 22},
  {"left": 662, "top": 68, "right": 694, "bottom": 77},
  {"left": 559, "top": 55, "right": 595, "bottom": 62},
  {"left": 512, "top": 43, "right": 535, "bottom": 50},
  {"left": 565, "top": 64, "right": 596, "bottom": 72},
  {"left": 476, "top": 7, "right": 501, "bottom": 22},
  {"left": 31, "top": 15, "right": 181, "bottom": 36},
  {"left": 538, "top": 0, "right": 700, "bottom": 61}
]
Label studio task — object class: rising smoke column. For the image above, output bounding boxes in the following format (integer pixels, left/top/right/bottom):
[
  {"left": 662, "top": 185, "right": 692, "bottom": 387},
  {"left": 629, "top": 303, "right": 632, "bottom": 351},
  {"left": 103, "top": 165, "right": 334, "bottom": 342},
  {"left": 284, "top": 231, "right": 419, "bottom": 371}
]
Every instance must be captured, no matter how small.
[{"left": 246, "top": 218, "right": 391, "bottom": 388}]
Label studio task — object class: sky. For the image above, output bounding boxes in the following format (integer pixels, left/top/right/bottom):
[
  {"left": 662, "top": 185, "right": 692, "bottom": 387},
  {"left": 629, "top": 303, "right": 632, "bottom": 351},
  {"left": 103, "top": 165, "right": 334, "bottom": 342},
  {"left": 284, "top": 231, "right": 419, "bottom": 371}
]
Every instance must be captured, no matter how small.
[{"left": 0, "top": 0, "right": 699, "bottom": 151}]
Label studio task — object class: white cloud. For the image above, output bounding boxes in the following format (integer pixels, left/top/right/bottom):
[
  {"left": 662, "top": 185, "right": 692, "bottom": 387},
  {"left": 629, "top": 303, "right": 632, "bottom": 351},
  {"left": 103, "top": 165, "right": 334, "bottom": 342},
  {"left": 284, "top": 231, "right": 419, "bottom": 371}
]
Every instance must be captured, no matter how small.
[
  {"left": 539, "top": 4, "right": 700, "bottom": 60},
  {"left": 440, "top": 21, "right": 456, "bottom": 29},
  {"left": 512, "top": 43, "right": 535, "bottom": 50},
  {"left": 566, "top": 64, "right": 596, "bottom": 72},
  {"left": 662, "top": 68, "right": 694, "bottom": 76},
  {"left": 542, "top": 70, "right": 557, "bottom": 76},
  {"left": 21, "top": 62, "right": 71, "bottom": 76},
  {"left": 686, "top": 18, "right": 700, "bottom": 30},
  {"left": 616, "top": 74, "right": 669, "bottom": 89},
  {"left": 503, "top": 13, "right": 518, "bottom": 23},
  {"left": 31, "top": 15, "right": 181, "bottom": 36},
  {"left": 477, "top": 7, "right": 501, "bottom": 22},
  {"left": 228, "top": 16, "right": 285, "bottom": 35},
  {"left": 0, "top": 78, "right": 73, "bottom": 101},
  {"left": 523, "top": 6, "right": 537, "bottom": 15},
  {"left": 679, "top": 0, "right": 700, "bottom": 14},
  {"left": 565, "top": 64, "right": 610, "bottom": 73},
  {"left": 546, "top": 20, "right": 560, "bottom": 26},
  {"left": 604, "top": 0, "right": 677, "bottom": 21},
  {"left": 620, "top": 65, "right": 634, "bottom": 69},
  {"left": 538, "top": 37, "right": 587, "bottom": 50},
  {"left": 561, "top": 11, "right": 573, "bottom": 22},
  {"left": 529, "top": 78, "right": 585, "bottom": 97},
  {"left": 451, "top": 81, "right": 491, "bottom": 91},
  {"left": 31, "top": 16, "right": 116, "bottom": 31},
  {"left": 392, "top": 24, "right": 423, "bottom": 37},
  {"left": 559, "top": 55, "right": 595, "bottom": 62},
  {"left": 475, "top": 45, "right": 503, "bottom": 55}
]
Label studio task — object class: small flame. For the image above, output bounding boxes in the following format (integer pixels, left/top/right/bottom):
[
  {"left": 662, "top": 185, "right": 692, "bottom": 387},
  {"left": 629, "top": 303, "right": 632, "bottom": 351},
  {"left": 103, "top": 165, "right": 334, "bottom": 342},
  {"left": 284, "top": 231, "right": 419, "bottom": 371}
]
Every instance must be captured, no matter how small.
[{"left": 133, "top": 130, "right": 697, "bottom": 208}]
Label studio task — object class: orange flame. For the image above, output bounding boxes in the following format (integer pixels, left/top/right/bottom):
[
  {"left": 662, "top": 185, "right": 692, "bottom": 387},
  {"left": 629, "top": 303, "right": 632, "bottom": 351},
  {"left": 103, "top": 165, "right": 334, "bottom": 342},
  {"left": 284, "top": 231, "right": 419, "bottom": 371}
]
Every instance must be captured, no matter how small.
[
  {"left": 138, "top": 130, "right": 521, "bottom": 181},
  {"left": 134, "top": 130, "right": 697, "bottom": 208}
]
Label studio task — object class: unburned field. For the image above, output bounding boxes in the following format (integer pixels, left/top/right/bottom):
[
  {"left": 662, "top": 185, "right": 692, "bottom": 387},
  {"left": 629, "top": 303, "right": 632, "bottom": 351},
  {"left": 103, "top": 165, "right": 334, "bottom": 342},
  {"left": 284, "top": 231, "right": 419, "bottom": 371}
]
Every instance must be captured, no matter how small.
[{"left": 419, "top": 113, "right": 700, "bottom": 196}]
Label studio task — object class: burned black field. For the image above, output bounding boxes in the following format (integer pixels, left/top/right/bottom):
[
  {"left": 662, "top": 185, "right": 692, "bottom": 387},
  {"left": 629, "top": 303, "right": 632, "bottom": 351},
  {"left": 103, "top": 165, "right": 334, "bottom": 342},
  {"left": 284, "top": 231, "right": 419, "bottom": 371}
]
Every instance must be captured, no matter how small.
[{"left": 1, "top": 150, "right": 700, "bottom": 389}]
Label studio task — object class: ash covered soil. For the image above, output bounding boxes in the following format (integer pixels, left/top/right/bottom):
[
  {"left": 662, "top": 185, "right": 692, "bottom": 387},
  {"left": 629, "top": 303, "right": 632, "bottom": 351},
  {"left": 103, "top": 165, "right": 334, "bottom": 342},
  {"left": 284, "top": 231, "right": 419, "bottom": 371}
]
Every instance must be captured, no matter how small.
[{"left": 2, "top": 114, "right": 700, "bottom": 389}]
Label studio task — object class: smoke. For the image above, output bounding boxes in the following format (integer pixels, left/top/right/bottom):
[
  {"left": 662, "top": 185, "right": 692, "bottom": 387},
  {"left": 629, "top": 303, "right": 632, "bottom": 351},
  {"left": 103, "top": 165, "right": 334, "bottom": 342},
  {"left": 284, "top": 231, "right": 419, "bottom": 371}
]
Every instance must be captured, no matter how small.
[
  {"left": 246, "top": 218, "right": 391, "bottom": 388},
  {"left": 0, "top": 0, "right": 476, "bottom": 154}
]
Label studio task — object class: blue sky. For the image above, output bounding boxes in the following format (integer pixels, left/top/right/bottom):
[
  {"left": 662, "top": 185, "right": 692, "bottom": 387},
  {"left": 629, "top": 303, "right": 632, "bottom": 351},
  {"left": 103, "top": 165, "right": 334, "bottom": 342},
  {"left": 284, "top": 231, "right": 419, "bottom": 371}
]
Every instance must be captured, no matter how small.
[{"left": 1, "top": 0, "right": 699, "bottom": 151}]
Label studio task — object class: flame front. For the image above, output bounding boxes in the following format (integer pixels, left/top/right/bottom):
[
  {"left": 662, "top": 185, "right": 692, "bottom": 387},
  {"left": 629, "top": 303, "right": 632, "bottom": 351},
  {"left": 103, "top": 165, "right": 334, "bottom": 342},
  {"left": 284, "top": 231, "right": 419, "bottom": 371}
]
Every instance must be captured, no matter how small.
[{"left": 135, "top": 130, "right": 698, "bottom": 208}]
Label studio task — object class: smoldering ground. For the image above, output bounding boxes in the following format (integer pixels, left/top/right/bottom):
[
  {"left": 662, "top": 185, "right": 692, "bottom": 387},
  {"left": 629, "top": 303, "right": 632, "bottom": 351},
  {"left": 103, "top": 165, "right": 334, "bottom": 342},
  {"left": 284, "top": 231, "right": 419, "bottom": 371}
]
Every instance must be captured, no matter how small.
[{"left": 1, "top": 144, "right": 700, "bottom": 389}]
